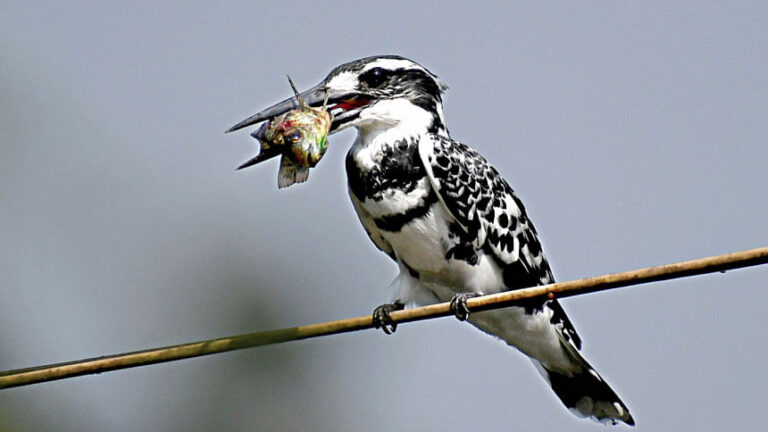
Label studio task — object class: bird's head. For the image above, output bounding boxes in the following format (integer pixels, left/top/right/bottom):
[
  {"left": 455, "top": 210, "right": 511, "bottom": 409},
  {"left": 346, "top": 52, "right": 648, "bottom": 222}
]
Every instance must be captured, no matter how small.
[{"left": 227, "top": 55, "right": 449, "bottom": 137}]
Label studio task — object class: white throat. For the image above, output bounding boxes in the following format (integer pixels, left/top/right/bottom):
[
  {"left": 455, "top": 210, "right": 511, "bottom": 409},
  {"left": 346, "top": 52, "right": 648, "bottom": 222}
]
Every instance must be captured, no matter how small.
[
  {"left": 357, "top": 99, "right": 445, "bottom": 143},
  {"left": 347, "top": 98, "right": 448, "bottom": 171},
  {"left": 365, "top": 99, "right": 435, "bottom": 131}
]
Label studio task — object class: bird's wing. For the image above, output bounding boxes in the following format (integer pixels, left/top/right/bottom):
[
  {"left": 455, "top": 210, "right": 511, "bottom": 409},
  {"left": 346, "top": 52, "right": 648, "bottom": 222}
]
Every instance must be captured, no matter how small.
[
  {"left": 417, "top": 134, "right": 551, "bottom": 283},
  {"left": 418, "top": 134, "right": 582, "bottom": 349}
]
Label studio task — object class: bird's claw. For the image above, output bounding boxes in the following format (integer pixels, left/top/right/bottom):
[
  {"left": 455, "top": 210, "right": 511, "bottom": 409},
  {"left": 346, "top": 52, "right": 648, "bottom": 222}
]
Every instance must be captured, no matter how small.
[
  {"left": 449, "top": 292, "right": 483, "bottom": 321},
  {"left": 372, "top": 302, "right": 404, "bottom": 334}
]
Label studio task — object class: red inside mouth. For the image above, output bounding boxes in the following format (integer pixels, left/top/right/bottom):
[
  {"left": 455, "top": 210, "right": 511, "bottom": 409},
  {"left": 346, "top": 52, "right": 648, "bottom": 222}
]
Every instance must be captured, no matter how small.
[{"left": 330, "top": 97, "right": 370, "bottom": 112}]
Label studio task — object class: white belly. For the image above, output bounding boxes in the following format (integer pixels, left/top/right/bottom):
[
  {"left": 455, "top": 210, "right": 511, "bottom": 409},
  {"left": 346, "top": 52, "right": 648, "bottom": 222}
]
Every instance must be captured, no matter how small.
[
  {"left": 380, "top": 207, "right": 572, "bottom": 370},
  {"left": 371, "top": 201, "right": 506, "bottom": 303}
]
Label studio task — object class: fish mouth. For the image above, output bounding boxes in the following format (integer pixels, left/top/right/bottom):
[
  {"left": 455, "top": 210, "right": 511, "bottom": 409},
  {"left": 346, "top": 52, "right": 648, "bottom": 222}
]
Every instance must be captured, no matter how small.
[{"left": 226, "top": 82, "right": 372, "bottom": 134}]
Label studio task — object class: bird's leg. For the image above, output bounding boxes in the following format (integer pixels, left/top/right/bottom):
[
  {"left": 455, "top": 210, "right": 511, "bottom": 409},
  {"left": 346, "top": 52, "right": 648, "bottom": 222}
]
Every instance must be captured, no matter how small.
[
  {"left": 372, "top": 301, "right": 405, "bottom": 335},
  {"left": 449, "top": 292, "right": 483, "bottom": 321}
]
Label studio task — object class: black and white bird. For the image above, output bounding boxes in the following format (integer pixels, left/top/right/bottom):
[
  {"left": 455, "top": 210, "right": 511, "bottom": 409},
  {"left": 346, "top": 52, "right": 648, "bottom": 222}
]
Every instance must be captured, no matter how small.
[{"left": 228, "top": 55, "right": 634, "bottom": 426}]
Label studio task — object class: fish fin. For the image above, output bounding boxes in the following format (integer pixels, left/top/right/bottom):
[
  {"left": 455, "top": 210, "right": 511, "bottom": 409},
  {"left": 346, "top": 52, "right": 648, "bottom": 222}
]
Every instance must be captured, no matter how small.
[
  {"left": 278, "top": 156, "right": 310, "bottom": 188},
  {"left": 286, "top": 75, "right": 307, "bottom": 108}
]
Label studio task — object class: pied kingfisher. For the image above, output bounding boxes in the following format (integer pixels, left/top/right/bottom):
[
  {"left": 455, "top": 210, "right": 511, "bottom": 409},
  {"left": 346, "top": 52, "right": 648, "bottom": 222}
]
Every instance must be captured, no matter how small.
[{"left": 228, "top": 55, "right": 634, "bottom": 426}]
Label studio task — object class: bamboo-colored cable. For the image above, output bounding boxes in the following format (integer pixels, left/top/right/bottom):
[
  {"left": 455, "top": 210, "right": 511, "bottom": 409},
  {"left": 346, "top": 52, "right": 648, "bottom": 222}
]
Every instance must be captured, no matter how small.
[{"left": 1, "top": 246, "right": 767, "bottom": 390}]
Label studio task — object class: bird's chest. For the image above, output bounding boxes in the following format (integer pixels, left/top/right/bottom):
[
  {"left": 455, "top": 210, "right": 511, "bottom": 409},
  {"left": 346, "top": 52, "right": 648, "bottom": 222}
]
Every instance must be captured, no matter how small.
[
  {"left": 346, "top": 139, "right": 445, "bottom": 267},
  {"left": 345, "top": 138, "right": 424, "bottom": 202},
  {"left": 344, "top": 136, "right": 505, "bottom": 295}
]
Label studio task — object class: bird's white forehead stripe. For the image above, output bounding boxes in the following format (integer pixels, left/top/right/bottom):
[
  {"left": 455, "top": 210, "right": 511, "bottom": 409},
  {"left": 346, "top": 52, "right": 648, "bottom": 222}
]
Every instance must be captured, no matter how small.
[
  {"left": 364, "top": 58, "right": 422, "bottom": 72},
  {"left": 326, "top": 71, "right": 358, "bottom": 91}
]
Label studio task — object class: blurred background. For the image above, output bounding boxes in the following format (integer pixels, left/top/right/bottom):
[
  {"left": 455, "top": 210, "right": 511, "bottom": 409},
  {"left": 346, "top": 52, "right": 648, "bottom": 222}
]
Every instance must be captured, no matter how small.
[{"left": 1, "top": 1, "right": 767, "bottom": 431}]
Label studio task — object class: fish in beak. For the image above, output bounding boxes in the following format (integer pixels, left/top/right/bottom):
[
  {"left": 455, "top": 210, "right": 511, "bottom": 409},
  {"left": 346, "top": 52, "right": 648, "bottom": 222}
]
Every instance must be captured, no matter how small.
[
  {"left": 227, "top": 79, "right": 372, "bottom": 136},
  {"left": 230, "top": 76, "right": 339, "bottom": 188}
]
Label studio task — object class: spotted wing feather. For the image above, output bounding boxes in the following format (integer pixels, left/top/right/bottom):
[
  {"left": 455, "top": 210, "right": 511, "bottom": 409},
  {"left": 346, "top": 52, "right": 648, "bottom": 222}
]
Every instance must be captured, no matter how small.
[{"left": 418, "top": 134, "right": 581, "bottom": 349}]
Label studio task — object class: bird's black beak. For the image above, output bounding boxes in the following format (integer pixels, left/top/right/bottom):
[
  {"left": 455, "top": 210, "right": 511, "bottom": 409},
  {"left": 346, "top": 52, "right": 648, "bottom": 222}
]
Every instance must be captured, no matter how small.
[
  {"left": 226, "top": 81, "right": 371, "bottom": 135},
  {"left": 226, "top": 81, "right": 329, "bottom": 133},
  {"left": 227, "top": 79, "right": 373, "bottom": 171}
]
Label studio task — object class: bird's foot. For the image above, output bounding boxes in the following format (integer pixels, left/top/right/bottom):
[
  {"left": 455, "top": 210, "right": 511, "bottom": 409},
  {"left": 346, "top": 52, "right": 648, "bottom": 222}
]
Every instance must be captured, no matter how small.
[
  {"left": 372, "top": 301, "right": 405, "bottom": 335},
  {"left": 449, "top": 292, "right": 483, "bottom": 321}
]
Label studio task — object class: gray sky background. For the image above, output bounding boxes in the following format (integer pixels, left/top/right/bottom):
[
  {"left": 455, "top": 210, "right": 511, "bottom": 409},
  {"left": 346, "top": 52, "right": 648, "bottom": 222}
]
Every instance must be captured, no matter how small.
[{"left": 2, "top": 2, "right": 767, "bottom": 431}]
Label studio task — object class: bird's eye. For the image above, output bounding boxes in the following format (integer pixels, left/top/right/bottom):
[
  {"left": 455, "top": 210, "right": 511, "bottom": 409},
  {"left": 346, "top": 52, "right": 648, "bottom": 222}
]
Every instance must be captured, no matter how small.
[{"left": 361, "top": 67, "right": 389, "bottom": 88}]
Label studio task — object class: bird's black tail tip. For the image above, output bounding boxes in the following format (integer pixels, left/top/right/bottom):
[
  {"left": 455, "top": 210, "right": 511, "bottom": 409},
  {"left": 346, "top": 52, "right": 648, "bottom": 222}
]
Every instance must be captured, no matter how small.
[{"left": 545, "top": 365, "right": 635, "bottom": 426}]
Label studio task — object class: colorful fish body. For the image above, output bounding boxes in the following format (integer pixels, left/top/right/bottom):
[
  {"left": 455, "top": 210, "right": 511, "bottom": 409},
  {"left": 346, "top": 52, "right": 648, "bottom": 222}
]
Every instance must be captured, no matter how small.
[
  {"left": 238, "top": 76, "right": 332, "bottom": 188},
  {"left": 256, "top": 105, "right": 331, "bottom": 187}
]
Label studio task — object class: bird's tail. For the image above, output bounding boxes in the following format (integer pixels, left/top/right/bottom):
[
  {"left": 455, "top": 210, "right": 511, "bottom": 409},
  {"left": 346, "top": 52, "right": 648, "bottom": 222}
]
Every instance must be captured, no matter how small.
[
  {"left": 467, "top": 306, "right": 634, "bottom": 425},
  {"left": 533, "top": 340, "right": 635, "bottom": 426}
]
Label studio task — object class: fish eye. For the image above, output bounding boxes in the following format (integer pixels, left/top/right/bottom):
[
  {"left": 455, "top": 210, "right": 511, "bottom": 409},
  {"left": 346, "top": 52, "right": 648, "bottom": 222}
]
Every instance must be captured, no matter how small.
[{"left": 288, "top": 133, "right": 301, "bottom": 143}]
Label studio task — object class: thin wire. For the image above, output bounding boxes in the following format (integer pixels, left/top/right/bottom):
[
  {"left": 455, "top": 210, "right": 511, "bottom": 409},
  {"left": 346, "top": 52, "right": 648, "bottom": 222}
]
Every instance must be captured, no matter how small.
[{"left": 1, "top": 246, "right": 767, "bottom": 390}]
